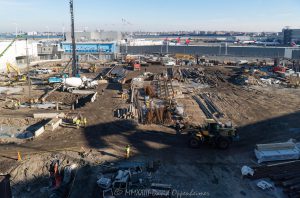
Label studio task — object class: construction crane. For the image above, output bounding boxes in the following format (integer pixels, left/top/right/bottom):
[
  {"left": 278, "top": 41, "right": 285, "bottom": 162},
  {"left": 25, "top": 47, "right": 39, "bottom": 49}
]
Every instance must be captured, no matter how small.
[{"left": 69, "top": 0, "right": 78, "bottom": 77}]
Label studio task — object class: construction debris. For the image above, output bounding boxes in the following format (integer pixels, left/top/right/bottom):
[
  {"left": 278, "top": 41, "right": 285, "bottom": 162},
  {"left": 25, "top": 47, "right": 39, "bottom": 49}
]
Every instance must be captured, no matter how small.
[
  {"left": 246, "top": 160, "right": 300, "bottom": 197},
  {"left": 233, "top": 65, "right": 300, "bottom": 88},
  {"left": 257, "top": 180, "right": 273, "bottom": 190},
  {"left": 96, "top": 161, "right": 170, "bottom": 197},
  {"left": 241, "top": 166, "right": 254, "bottom": 176}
]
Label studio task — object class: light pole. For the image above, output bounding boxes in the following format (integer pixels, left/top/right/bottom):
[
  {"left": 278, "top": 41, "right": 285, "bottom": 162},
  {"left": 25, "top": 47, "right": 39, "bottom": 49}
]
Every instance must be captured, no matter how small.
[
  {"left": 166, "top": 40, "right": 169, "bottom": 54},
  {"left": 13, "top": 23, "right": 18, "bottom": 37},
  {"left": 46, "top": 26, "right": 49, "bottom": 42},
  {"left": 62, "top": 24, "right": 65, "bottom": 39},
  {"left": 26, "top": 38, "right": 31, "bottom": 99}
]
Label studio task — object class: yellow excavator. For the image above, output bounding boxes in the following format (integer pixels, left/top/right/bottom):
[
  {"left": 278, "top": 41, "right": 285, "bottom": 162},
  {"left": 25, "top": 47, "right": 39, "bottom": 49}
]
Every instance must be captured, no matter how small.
[
  {"left": 88, "top": 64, "right": 96, "bottom": 73},
  {"left": 6, "top": 63, "right": 27, "bottom": 82}
]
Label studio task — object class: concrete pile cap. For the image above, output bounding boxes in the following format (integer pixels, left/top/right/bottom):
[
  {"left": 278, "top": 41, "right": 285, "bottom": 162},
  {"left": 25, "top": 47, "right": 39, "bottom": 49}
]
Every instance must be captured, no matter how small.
[{"left": 33, "top": 113, "right": 60, "bottom": 119}]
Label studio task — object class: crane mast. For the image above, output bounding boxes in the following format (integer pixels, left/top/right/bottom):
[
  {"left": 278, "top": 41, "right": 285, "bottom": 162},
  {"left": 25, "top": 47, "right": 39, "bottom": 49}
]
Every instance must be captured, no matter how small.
[{"left": 69, "top": 0, "right": 77, "bottom": 77}]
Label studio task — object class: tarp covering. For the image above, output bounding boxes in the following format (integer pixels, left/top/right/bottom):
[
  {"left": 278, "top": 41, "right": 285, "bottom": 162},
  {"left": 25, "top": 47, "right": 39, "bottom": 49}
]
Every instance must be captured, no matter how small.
[{"left": 255, "top": 140, "right": 300, "bottom": 163}]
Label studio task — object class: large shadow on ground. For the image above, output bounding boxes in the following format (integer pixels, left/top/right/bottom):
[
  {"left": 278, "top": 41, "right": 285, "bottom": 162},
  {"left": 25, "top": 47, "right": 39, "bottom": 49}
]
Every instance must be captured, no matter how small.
[
  {"left": 105, "top": 83, "right": 122, "bottom": 91},
  {"left": 236, "top": 111, "right": 300, "bottom": 150},
  {"left": 83, "top": 110, "right": 300, "bottom": 152},
  {"left": 83, "top": 119, "right": 190, "bottom": 155},
  {"left": 6, "top": 111, "right": 300, "bottom": 198}
]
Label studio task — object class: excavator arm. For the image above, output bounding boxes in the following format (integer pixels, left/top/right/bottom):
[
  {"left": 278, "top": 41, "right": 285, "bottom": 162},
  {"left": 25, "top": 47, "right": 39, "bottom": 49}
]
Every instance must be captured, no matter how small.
[{"left": 6, "top": 63, "right": 20, "bottom": 75}]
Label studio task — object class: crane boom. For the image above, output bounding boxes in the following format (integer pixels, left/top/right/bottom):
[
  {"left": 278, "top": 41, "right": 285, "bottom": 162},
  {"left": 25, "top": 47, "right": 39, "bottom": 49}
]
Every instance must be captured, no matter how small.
[
  {"left": 0, "top": 35, "right": 24, "bottom": 59},
  {"left": 0, "top": 39, "right": 16, "bottom": 59}
]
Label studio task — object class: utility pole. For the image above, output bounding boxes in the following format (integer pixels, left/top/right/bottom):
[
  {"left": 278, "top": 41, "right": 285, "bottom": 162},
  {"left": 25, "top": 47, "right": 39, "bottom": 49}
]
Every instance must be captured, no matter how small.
[
  {"left": 166, "top": 39, "right": 169, "bottom": 54},
  {"left": 26, "top": 38, "right": 31, "bottom": 98},
  {"left": 125, "top": 39, "right": 128, "bottom": 54},
  {"left": 13, "top": 23, "right": 18, "bottom": 38},
  {"left": 62, "top": 24, "right": 65, "bottom": 40},
  {"left": 46, "top": 26, "right": 50, "bottom": 42},
  {"left": 70, "top": 0, "right": 77, "bottom": 77}
]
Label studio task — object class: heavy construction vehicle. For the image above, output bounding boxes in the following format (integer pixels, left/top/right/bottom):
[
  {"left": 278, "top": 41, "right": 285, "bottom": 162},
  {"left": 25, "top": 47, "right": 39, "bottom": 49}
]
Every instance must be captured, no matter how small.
[
  {"left": 4, "top": 99, "right": 21, "bottom": 110},
  {"left": 175, "top": 53, "right": 195, "bottom": 60},
  {"left": 48, "top": 59, "right": 72, "bottom": 84},
  {"left": 132, "top": 60, "right": 141, "bottom": 71},
  {"left": 88, "top": 64, "right": 96, "bottom": 73},
  {"left": 6, "top": 63, "right": 27, "bottom": 82},
  {"left": 188, "top": 119, "right": 239, "bottom": 150},
  {"left": 61, "top": 76, "right": 98, "bottom": 92}
]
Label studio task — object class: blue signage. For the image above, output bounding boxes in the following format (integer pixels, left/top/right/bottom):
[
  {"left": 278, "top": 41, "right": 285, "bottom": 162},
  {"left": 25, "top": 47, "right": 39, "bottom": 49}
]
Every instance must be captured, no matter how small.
[{"left": 61, "top": 42, "right": 116, "bottom": 53}]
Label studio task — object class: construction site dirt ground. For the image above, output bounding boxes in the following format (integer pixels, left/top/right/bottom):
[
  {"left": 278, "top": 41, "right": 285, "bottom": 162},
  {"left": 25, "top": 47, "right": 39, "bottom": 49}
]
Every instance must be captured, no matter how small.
[{"left": 1, "top": 65, "right": 300, "bottom": 198}]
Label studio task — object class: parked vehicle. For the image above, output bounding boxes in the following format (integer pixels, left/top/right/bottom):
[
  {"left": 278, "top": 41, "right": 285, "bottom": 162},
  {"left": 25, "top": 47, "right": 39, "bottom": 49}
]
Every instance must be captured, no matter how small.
[
  {"left": 165, "top": 61, "right": 176, "bottom": 66},
  {"left": 188, "top": 119, "right": 239, "bottom": 150},
  {"left": 35, "top": 68, "right": 53, "bottom": 74},
  {"left": 62, "top": 77, "right": 98, "bottom": 92}
]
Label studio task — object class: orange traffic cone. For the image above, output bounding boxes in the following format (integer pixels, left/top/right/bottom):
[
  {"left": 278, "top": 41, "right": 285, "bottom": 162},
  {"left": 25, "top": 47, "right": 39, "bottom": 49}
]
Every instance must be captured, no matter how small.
[{"left": 17, "top": 151, "right": 22, "bottom": 161}]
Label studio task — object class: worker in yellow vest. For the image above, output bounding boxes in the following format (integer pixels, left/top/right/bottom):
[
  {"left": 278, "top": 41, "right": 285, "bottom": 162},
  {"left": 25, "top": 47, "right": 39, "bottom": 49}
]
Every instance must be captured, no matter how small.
[
  {"left": 17, "top": 100, "right": 21, "bottom": 108},
  {"left": 13, "top": 101, "right": 18, "bottom": 110},
  {"left": 125, "top": 145, "right": 131, "bottom": 159},
  {"left": 75, "top": 119, "right": 81, "bottom": 129}
]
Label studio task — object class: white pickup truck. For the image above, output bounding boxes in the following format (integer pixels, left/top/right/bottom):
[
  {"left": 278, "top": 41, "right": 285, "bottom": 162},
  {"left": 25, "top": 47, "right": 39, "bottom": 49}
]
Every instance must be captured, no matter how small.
[
  {"left": 165, "top": 61, "right": 176, "bottom": 66},
  {"left": 35, "top": 68, "right": 52, "bottom": 74}
]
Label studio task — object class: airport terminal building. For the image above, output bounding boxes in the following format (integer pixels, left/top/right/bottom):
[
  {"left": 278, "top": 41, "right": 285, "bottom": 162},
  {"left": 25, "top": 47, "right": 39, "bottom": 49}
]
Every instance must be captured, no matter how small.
[
  {"left": 61, "top": 31, "right": 121, "bottom": 61},
  {"left": 120, "top": 45, "right": 300, "bottom": 59}
]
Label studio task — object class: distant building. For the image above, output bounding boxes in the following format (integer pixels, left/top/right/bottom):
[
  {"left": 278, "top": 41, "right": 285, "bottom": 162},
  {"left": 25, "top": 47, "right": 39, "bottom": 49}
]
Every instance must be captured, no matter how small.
[
  {"left": 63, "top": 31, "right": 121, "bottom": 61},
  {"left": 232, "top": 36, "right": 251, "bottom": 41},
  {"left": 65, "top": 31, "right": 122, "bottom": 42},
  {"left": 61, "top": 42, "right": 118, "bottom": 61},
  {"left": 37, "top": 44, "right": 62, "bottom": 60},
  {"left": 283, "top": 28, "right": 300, "bottom": 45},
  {"left": 27, "top": 31, "right": 38, "bottom": 36}
]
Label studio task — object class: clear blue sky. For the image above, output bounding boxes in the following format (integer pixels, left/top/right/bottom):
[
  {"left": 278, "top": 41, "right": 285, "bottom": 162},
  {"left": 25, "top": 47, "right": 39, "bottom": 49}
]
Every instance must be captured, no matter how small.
[{"left": 0, "top": 0, "right": 299, "bottom": 32}]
